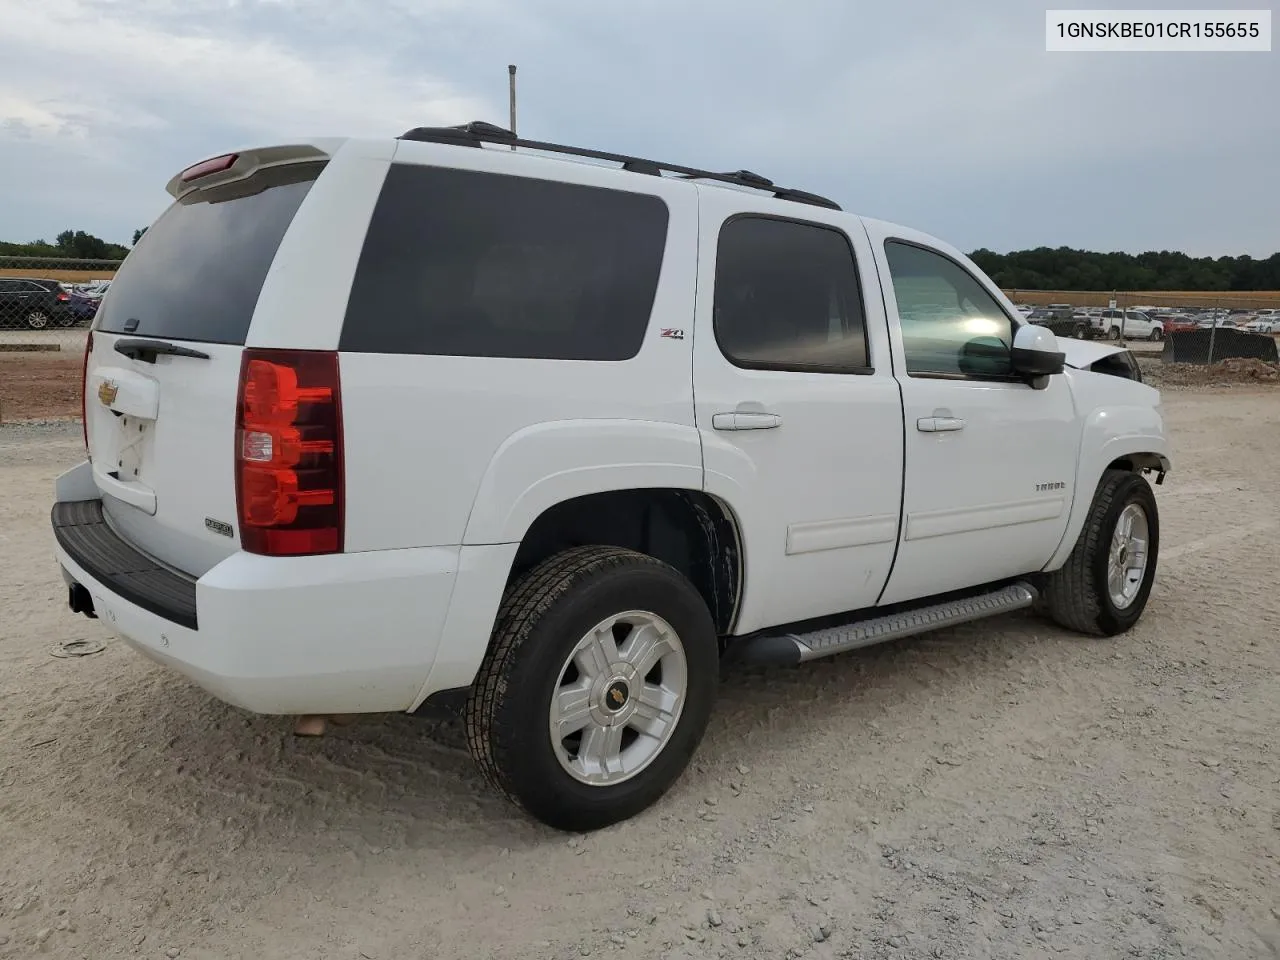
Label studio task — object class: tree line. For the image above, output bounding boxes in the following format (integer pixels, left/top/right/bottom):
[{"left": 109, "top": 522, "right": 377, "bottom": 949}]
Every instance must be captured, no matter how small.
[
  {"left": 0, "top": 230, "right": 135, "bottom": 261},
  {"left": 969, "top": 246, "right": 1280, "bottom": 292},
  {"left": 2, "top": 231, "right": 1278, "bottom": 292}
]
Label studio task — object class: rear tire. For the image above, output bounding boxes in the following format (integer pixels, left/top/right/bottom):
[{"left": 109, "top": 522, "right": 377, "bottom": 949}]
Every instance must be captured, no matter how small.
[
  {"left": 1109, "top": 326, "right": 1122, "bottom": 340},
  {"left": 464, "top": 545, "right": 719, "bottom": 832},
  {"left": 1038, "top": 470, "right": 1159, "bottom": 637}
]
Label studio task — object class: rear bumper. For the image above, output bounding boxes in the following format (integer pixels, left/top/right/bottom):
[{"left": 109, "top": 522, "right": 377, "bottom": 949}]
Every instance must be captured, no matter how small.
[
  {"left": 53, "top": 500, "right": 198, "bottom": 628},
  {"left": 52, "top": 495, "right": 466, "bottom": 715}
]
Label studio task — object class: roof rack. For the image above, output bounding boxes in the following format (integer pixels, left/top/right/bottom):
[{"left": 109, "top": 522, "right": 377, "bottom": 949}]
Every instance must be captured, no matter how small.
[{"left": 396, "top": 121, "right": 841, "bottom": 211}]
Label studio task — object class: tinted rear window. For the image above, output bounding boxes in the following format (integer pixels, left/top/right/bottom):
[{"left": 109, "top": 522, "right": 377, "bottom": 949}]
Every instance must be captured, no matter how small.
[
  {"left": 713, "top": 215, "right": 869, "bottom": 372},
  {"left": 95, "top": 165, "right": 321, "bottom": 344},
  {"left": 340, "top": 163, "right": 669, "bottom": 360}
]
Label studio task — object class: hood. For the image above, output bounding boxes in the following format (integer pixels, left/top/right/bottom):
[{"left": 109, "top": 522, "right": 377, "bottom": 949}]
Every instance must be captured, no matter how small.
[{"left": 1060, "top": 339, "right": 1128, "bottom": 370}]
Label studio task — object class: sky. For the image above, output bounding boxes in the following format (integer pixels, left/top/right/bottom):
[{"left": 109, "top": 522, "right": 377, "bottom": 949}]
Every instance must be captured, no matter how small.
[{"left": 1, "top": 0, "right": 1276, "bottom": 257}]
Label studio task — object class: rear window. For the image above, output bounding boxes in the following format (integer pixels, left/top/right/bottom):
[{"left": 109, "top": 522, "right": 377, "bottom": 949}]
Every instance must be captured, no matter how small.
[
  {"left": 340, "top": 163, "right": 670, "bottom": 360},
  {"left": 95, "top": 165, "right": 321, "bottom": 345}
]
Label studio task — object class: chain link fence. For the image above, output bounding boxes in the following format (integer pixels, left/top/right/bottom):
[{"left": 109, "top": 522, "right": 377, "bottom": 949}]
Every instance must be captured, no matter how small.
[
  {"left": 1002, "top": 289, "right": 1280, "bottom": 364},
  {"left": 3, "top": 257, "right": 1277, "bottom": 365},
  {"left": 0, "top": 257, "right": 121, "bottom": 331}
]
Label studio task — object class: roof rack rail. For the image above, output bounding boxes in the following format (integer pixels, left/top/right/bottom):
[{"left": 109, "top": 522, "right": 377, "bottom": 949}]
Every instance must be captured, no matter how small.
[{"left": 397, "top": 121, "right": 841, "bottom": 211}]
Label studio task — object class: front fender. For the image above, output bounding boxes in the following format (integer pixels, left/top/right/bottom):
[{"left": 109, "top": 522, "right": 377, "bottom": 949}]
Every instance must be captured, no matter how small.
[
  {"left": 1044, "top": 399, "right": 1170, "bottom": 570},
  {"left": 461, "top": 419, "right": 705, "bottom": 545}
]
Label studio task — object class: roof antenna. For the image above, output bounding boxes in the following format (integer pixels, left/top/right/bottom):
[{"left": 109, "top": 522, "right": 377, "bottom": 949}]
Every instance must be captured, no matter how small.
[{"left": 508, "top": 64, "right": 517, "bottom": 150}]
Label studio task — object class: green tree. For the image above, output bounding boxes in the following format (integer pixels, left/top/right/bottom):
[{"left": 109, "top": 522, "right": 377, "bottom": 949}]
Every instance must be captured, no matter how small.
[
  {"left": 965, "top": 246, "right": 1279, "bottom": 291},
  {"left": 54, "top": 230, "right": 130, "bottom": 260}
]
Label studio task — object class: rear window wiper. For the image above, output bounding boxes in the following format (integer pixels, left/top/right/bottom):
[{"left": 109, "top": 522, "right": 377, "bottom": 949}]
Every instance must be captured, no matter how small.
[{"left": 113, "top": 338, "right": 211, "bottom": 363}]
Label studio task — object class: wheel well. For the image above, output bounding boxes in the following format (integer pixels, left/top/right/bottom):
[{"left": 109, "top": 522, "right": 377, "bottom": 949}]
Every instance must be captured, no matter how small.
[
  {"left": 509, "top": 489, "right": 743, "bottom": 636},
  {"left": 1107, "top": 453, "right": 1168, "bottom": 483}
]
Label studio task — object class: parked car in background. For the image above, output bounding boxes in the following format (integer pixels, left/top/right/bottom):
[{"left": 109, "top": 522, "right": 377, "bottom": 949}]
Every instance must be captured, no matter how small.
[
  {"left": 1245, "top": 309, "right": 1280, "bottom": 333},
  {"left": 0, "top": 278, "right": 78, "bottom": 329},
  {"left": 78, "top": 280, "right": 112, "bottom": 300},
  {"left": 1093, "top": 309, "right": 1163, "bottom": 341},
  {"left": 1196, "top": 317, "right": 1239, "bottom": 330},
  {"left": 65, "top": 289, "right": 99, "bottom": 324},
  {"left": 1027, "top": 310, "right": 1095, "bottom": 340},
  {"left": 1243, "top": 316, "right": 1280, "bottom": 334},
  {"left": 1067, "top": 313, "right": 1100, "bottom": 338},
  {"left": 1156, "top": 314, "right": 1198, "bottom": 335}
]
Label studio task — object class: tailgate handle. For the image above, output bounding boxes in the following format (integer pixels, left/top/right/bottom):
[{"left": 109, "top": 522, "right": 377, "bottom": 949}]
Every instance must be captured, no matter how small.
[{"left": 114, "top": 339, "right": 211, "bottom": 363}]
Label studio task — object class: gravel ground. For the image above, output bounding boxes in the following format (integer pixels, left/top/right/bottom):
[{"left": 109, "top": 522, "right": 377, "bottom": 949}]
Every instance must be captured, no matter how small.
[
  {"left": 1140, "top": 358, "right": 1280, "bottom": 390},
  {"left": 2, "top": 392, "right": 1280, "bottom": 960}
]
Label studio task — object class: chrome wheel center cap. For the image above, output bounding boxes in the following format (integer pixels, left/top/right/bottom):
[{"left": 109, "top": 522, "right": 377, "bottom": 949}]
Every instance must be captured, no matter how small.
[{"left": 603, "top": 678, "right": 630, "bottom": 713}]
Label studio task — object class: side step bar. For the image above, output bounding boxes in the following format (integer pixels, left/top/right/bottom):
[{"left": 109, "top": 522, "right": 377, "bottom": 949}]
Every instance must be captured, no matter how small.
[{"left": 731, "top": 582, "right": 1039, "bottom": 666}]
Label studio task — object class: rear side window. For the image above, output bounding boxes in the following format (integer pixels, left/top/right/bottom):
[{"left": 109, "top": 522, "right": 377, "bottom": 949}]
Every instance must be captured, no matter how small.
[
  {"left": 712, "top": 216, "right": 869, "bottom": 373},
  {"left": 340, "top": 164, "right": 670, "bottom": 360},
  {"left": 95, "top": 165, "right": 321, "bottom": 345}
]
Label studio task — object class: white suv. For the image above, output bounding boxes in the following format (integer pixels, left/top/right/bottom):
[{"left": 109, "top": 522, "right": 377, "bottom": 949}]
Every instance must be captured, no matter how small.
[
  {"left": 51, "top": 123, "right": 1171, "bottom": 831},
  {"left": 1094, "top": 309, "right": 1164, "bottom": 341}
]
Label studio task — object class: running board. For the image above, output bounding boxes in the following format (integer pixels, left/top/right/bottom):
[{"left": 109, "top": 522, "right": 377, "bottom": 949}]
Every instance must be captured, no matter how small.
[{"left": 731, "top": 582, "right": 1039, "bottom": 666}]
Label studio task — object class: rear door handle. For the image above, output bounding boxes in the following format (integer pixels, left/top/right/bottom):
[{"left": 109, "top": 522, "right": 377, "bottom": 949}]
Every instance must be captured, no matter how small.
[
  {"left": 713, "top": 412, "right": 782, "bottom": 431},
  {"left": 917, "top": 416, "right": 966, "bottom": 433}
]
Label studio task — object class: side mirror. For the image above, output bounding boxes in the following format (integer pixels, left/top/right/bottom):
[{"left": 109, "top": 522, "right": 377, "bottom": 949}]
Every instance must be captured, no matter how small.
[{"left": 1011, "top": 323, "right": 1066, "bottom": 379}]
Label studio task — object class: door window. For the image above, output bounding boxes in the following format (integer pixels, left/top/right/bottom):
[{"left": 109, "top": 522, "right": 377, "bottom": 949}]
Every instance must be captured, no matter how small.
[
  {"left": 713, "top": 216, "right": 869, "bottom": 373},
  {"left": 884, "top": 241, "right": 1015, "bottom": 379}
]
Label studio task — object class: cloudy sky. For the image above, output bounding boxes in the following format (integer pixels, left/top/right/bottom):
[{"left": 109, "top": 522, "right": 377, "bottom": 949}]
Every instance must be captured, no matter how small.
[{"left": 1, "top": 0, "right": 1276, "bottom": 256}]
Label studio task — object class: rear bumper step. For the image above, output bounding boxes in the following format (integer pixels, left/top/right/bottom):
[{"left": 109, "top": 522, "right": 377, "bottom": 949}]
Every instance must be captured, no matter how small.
[
  {"left": 51, "top": 500, "right": 198, "bottom": 630},
  {"left": 731, "top": 582, "right": 1038, "bottom": 666}
]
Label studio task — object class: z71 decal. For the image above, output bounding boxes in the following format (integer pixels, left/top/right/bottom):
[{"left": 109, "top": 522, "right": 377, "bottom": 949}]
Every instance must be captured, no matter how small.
[{"left": 659, "top": 328, "right": 685, "bottom": 340}]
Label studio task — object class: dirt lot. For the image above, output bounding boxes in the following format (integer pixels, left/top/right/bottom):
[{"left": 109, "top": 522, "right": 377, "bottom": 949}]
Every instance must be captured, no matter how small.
[
  {"left": 3, "top": 387, "right": 1280, "bottom": 959},
  {"left": 0, "top": 352, "right": 83, "bottom": 423}
]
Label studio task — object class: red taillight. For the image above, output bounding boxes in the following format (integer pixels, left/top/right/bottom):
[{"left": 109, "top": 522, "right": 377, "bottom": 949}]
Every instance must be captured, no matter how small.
[
  {"left": 180, "top": 153, "right": 239, "bottom": 182},
  {"left": 57, "top": 292, "right": 70, "bottom": 302},
  {"left": 235, "top": 349, "right": 343, "bottom": 556},
  {"left": 81, "top": 331, "right": 93, "bottom": 450}
]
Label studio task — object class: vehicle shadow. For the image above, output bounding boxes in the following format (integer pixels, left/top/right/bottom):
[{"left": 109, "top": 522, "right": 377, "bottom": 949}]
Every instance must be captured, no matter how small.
[{"left": 39, "top": 605, "right": 1100, "bottom": 864}]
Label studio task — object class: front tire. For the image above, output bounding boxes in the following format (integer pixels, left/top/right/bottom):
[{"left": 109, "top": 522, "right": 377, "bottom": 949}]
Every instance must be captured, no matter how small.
[
  {"left": 1149, "top": 328, "right": 1162, "bottom": 341},
  {"left": 1038, "top": 470, "right": 1159, "bottom": 636},
  {"left": 464, "top": 546, "right": 719, "bottom": 832},
  {"left": 26, "top": 310, "right": 50, "bottom": 330}
]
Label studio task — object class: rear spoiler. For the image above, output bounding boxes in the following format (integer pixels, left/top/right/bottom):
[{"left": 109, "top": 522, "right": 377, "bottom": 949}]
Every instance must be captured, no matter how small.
[{"left": 165, "top": 143, "right": 336, "bottom": 201}]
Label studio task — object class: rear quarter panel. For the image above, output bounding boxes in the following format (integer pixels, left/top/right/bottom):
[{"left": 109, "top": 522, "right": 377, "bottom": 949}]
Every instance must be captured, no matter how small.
[
  {"left": 338, "top": 143, "right": 703, "bottom": 552},
  {"left": 249, "top": 138, "right": 396, "bottom": 350}
]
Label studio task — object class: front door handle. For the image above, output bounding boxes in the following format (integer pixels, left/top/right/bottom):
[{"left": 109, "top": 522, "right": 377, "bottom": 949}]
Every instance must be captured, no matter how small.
[
  {"left": 917, "top": 416, "right": 966, "bottom": 433},
  {"left": 713, "top": 412, "right": 782, "bottom": 431}
]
